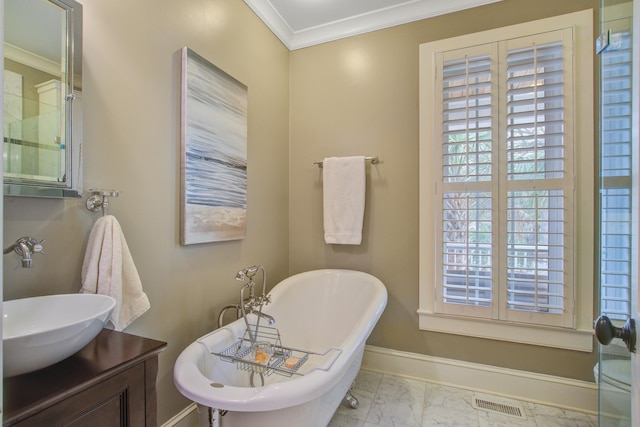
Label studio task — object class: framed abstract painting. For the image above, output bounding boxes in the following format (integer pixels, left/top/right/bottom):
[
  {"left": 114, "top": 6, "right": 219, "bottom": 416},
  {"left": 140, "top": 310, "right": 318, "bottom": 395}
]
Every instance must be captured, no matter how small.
[{"left": 180, "top": 47, "right": 248, "bottom": 245}]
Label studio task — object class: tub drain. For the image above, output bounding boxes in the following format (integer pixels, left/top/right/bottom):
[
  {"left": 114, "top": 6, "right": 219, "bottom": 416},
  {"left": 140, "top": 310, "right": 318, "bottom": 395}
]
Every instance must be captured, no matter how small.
[{"left": 210, "top": 382, "right": 224, "bottom": 388}]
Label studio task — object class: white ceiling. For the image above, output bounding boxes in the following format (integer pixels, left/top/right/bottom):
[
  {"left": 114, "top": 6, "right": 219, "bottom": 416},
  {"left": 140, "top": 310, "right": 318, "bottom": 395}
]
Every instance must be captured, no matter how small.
[
  {"left": 5, "top": 0, "right": 63, "bottom": 63},
  {"left": 243, "top": 0, "right": 503, "bottom": 50}
]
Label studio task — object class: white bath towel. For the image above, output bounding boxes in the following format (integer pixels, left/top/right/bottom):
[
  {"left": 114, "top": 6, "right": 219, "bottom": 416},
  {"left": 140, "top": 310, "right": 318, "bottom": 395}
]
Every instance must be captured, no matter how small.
[
  {"left": 323, "top": 156, "right": 366, "bottom": 245},
  {"left": 80, "top": 215, "right": 150, "bottom": 331}
]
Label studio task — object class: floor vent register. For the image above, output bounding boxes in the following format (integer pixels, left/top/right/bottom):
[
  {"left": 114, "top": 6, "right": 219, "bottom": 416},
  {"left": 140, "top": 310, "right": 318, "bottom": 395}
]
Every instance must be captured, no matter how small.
[{"left": 472, "top": 393, "right": 527, "bottom": 420}]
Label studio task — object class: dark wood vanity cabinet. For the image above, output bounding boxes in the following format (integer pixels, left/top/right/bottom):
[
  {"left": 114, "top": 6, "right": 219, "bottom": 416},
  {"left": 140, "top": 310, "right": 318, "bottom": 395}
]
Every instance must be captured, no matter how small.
[{"left": 3, "top": 330, "right": 167, "bottom": 426}]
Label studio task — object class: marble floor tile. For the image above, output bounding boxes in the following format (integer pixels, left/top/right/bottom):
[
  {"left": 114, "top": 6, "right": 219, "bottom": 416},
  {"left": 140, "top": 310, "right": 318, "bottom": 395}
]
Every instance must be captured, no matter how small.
[
  {"left": 354, "top": 370, "right": 383, "bottom": 394},
  {"left": 422, "top": 384, "right": 479, "bottom": 426},
  {"left": 422, "top": 404, "right": 480, "bottom": 426},
  {"left": 527, "top": 402, "right": 598, "bottom": 427},
  {"left": 328, "top": 370, "right": 597, "bottom": 427},
  {"left": 366, "top": 392, "right": 425, "bottom": 427},
  {"left": 328, "top": 413, "right": 367, "bottom": 427},
  {"left": 424, "top": 383, "right": 475, "bottom": 410},
  {"left": 476, "top": 410, "right": 536, "bottom": 427},
  {"left": 333, "top": 389, "right": 375, "bottom": 422},
  {"left": 376, "top": 374, "right": 427, "bottom": 401}
]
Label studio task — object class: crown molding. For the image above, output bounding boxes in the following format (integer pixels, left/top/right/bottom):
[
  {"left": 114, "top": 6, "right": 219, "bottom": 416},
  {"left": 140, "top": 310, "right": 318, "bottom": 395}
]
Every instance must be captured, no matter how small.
[
  {"left": 244, "top": 0, "right": 503, "bottom": 50},
  {"left": 4, "top": 42, "right": 61, "bottom": 76}
]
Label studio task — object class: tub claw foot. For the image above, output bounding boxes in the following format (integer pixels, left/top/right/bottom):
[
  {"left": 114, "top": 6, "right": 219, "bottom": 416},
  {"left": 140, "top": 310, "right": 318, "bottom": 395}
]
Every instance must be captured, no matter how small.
[{"left": 344, "top": 390, "right": 359, "bottom": 409}]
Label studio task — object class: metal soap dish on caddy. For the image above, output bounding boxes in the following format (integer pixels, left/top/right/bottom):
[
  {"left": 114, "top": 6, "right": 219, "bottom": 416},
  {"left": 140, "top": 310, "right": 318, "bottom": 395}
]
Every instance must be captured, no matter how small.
[{"left": 201, "top": 265, "right": 342, "bottom": 380}]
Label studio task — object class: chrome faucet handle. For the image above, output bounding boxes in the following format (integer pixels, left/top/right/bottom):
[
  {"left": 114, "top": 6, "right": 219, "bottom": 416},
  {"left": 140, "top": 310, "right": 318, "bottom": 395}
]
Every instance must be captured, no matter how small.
[
  {"left": 259, "top": 294, "right": 271, "bottom": 305},
  {"left": 18, "top": 238, "right": 45, "bottom": 255},
  {"left": 32, "top": 239, "right": 46, "bottom": 255}
]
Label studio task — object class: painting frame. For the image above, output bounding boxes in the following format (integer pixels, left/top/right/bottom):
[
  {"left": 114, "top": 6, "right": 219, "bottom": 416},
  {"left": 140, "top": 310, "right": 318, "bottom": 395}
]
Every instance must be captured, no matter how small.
[{"left": 180, "top": 47, "right": 248, "bottom": 245}]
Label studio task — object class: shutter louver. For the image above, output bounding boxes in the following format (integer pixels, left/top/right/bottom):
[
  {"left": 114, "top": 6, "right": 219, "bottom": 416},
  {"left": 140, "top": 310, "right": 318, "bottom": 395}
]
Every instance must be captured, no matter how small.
[
  {"left": 442, "top": 191, "right": 493, "bottom": 307},
  {"left": 442, "top": 54, "right": 492, "bottom": 183},
  {"left": 600, "top": 31, "right": 633, "bottom": 320},
  {"left": 505, "top": 40, "right": 568, "bottom": 318},
  {"left": 506, "top": 42, "right": 564, "bottom": 181},
  {"left": 438, "top": 49, "right": 495, "bottom": 317}
]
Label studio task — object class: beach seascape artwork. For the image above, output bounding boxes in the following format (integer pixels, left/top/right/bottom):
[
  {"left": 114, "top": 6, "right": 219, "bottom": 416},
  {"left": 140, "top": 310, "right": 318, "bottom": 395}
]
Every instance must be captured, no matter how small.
[{"left": 180, "top": 47, "right": 248, "bottom": 244}]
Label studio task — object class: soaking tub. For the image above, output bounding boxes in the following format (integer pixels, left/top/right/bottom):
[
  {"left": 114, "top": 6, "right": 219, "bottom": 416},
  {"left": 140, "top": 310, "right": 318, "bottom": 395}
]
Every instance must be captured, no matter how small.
[{"left": 174, "top": 269, "right": 387, "bottom": 427}]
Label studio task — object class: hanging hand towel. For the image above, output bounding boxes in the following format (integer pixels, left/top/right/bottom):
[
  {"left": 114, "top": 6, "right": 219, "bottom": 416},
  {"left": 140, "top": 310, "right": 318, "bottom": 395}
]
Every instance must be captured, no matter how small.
[
  {"left": 323, "top": 156, "right": 366, "bottom": 245},
  {"left": 80, "top": 215, "right": 150, "bottom": 331}
]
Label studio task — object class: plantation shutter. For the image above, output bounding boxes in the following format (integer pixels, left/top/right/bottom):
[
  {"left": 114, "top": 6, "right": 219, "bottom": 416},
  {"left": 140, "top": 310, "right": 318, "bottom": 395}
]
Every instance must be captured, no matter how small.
[
  {"left": 500, "top": 30, "right": 574, "bottom": 328},
  {"left": 434, "top": 29, "right": 575, "bottom": 328},
  {"left": 435, "top": 44, "right": 498, "bottom": 319},
  {"left": 600, "top": 31, "right": 633, "bottom": 321}
]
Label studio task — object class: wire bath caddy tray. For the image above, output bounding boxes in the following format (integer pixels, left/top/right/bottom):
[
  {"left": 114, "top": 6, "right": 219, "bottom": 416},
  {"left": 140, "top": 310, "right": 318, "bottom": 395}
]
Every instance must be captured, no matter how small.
[{"left": 199, "top": 323, "right": 342, "bottom": 378}]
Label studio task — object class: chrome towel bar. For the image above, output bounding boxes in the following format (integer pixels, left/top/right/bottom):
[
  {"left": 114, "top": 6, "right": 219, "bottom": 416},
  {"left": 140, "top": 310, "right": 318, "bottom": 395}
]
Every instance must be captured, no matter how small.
[{"left": 313, "top": 155, "right": 380, "bottom": 168}]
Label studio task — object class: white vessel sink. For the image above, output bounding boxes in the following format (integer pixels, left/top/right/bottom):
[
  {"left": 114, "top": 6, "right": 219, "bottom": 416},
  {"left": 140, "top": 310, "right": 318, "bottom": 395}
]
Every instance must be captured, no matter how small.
[{"left": 3, "top": 294, "right": 116, "bottom": 377}]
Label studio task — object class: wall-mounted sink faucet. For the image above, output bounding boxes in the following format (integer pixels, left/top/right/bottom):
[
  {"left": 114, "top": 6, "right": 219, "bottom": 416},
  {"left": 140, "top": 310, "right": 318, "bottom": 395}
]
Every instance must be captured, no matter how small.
[{"left": 3, "top": 237, "right": 46, "bottom": 268}]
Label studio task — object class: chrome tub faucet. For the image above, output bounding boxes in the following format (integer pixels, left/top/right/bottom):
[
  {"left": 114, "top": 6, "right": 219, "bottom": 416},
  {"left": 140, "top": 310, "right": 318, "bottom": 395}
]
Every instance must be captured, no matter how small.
[{"left": 235, "top": 265, "right": 274, "bottom": 343}]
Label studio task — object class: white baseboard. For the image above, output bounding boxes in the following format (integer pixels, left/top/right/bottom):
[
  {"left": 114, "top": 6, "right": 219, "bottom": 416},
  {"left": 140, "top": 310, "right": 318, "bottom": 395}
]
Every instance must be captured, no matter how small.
[
  {"left": 162, "top": 402, "right": 199, "bottom": 427},
  {"left": 362, "top": 345, "right": 598, "bottom": 414}
]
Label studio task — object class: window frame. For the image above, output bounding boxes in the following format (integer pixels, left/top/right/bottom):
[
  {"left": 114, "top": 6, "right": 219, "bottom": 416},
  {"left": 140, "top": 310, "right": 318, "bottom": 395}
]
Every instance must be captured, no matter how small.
[{"left": 418, "top": 10, "right": 595, "bottom": 352}]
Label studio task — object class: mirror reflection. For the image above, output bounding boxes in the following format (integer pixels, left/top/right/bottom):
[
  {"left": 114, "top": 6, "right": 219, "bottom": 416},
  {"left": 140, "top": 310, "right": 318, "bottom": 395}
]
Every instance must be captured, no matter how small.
[{"left": 3, "top": 0, "right": 82, "bottom": 198}]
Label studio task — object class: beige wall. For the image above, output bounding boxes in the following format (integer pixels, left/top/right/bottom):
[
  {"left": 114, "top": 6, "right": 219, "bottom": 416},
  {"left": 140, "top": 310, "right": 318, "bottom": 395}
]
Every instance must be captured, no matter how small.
[
  {"left": 3, "top": 0, "right": 290, "bottom": 423},
  {"left": 289, "top": 0, "right": 600, "bottom": 382}
]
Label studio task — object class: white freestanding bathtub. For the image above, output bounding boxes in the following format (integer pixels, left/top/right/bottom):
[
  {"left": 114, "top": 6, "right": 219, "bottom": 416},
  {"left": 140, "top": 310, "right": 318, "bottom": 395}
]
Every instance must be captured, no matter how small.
[{"left": 174, "top": 269, "right": 387, "bottom": 427}]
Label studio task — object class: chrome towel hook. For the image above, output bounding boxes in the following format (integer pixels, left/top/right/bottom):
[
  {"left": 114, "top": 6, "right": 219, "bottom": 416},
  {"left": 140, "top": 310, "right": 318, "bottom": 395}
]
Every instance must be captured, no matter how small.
[{"left": 86, "top": 189, "right": 119, "bottom": 216}]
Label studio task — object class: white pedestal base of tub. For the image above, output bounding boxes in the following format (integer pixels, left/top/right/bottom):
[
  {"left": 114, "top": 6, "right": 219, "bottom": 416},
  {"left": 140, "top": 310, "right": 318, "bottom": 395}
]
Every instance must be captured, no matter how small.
[{"left": 174, "top": 269, "right": 387, "bottom": 427}]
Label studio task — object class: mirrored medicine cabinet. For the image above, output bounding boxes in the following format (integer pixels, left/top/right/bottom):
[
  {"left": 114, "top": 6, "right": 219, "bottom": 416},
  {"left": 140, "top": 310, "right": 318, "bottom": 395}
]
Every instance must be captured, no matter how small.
[{"left": 3, "top": 0, "right": 82, "bottom": 198}]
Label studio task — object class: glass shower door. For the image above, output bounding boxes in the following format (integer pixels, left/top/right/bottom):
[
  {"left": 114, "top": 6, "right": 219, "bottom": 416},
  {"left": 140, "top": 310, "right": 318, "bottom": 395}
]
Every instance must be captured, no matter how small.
[{"left": 597, "top": 1, "right": 634, "bottom": 426}]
